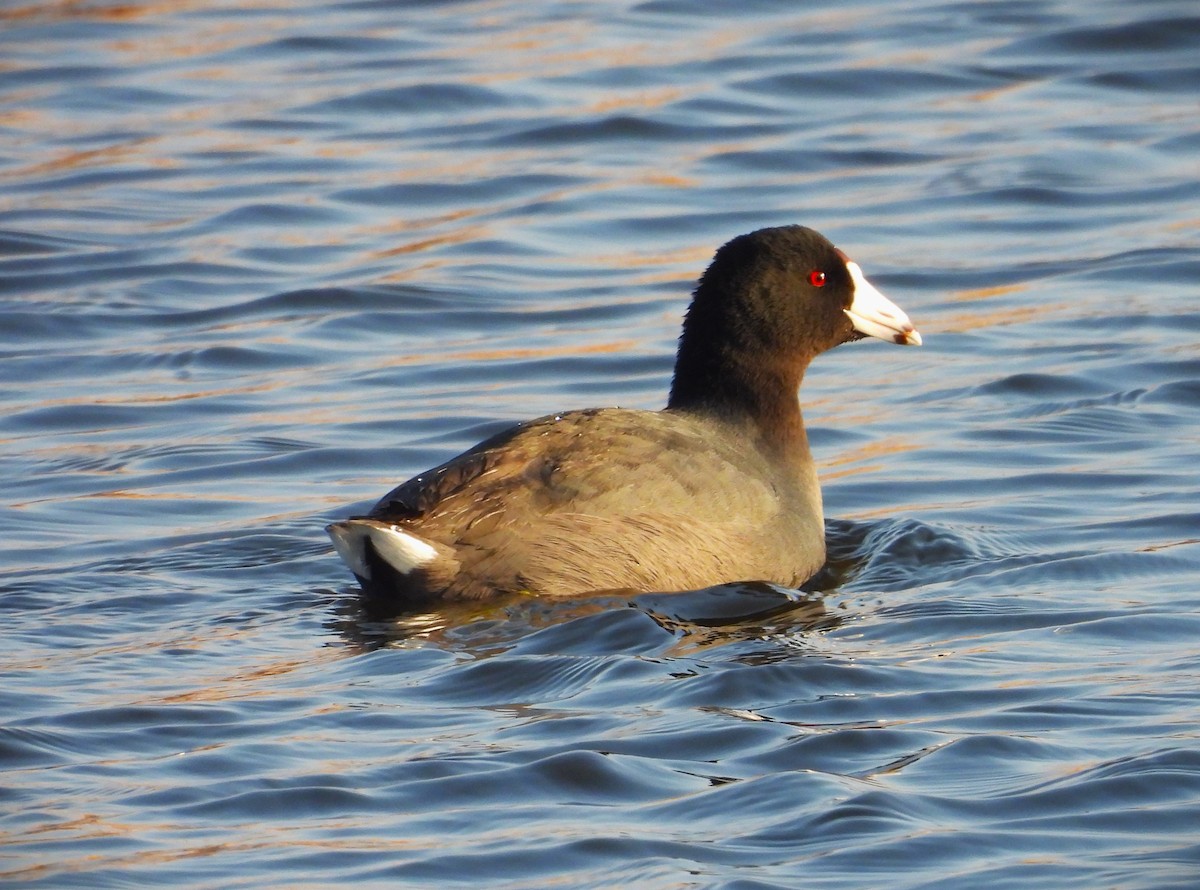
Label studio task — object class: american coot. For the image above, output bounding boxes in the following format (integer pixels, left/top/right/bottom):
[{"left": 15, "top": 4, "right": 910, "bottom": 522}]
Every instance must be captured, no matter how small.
[{"left": 328, "top": 225, "right": 921, "bottom": 604}]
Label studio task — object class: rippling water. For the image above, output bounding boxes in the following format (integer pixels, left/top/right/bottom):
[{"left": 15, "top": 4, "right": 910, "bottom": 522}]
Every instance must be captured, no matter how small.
[{"left": 3, "top": 1, "right": 1199, "bottom": 887}]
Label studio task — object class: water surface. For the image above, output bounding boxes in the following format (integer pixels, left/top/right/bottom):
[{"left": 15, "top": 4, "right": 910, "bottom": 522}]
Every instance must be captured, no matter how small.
[{"left": 2, "top": 1, "right": 1199, "bottom": 887}]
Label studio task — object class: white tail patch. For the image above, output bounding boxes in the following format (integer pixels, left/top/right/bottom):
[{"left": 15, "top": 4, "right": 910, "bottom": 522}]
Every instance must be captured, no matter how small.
[{"left": 327, "top": 520, "right": 438, "bottom": 579}]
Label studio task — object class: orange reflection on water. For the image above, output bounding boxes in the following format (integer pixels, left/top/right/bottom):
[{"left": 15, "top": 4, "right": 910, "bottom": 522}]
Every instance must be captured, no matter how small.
[
  {"left": 586, "top": 88, "right": 685, "bottom": 116},
  {"left": 154, "top": 655, "right": 315, "bottom": 705},
  {"left": 374, "top": 223, "right": 495, "bottom": 261},
  {"left": 355, "top": 337, "right": 643, "bottom": 376},
  {"left": 820, "top": 435, "right": 922, "bottom": 480},
  {"left": 0, "top": 2, "right": 157, "bottom": 24}
]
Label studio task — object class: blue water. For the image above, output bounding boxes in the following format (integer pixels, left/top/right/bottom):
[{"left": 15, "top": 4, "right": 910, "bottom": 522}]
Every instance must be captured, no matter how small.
[{"left": 3, "top": 1, "right": 1199, "bottom": 887}]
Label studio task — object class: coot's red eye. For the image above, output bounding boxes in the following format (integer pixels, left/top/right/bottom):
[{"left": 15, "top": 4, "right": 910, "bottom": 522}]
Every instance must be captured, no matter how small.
[{"left": 808, "top": 270, "right": 826, "bottom": 287}]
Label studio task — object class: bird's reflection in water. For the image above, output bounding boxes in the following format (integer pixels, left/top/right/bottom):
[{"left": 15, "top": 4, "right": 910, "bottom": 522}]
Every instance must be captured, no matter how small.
[{"left": 328, "top": 578, "right": 846, "bottom": 660}]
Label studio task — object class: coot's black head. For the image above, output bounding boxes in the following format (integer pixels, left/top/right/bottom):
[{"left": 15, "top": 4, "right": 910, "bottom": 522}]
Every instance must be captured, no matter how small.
[{"left": 668, "top": 225, "right": 920, "bottom": 417}]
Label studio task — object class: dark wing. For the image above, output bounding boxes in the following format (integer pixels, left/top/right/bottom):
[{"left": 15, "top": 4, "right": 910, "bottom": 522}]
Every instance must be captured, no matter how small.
[
  {"left": 365, "top": 418, "right": 533, "bottom": 520},
  {"left": 365, "top": 408, "right": 781, "bottom": 531}
]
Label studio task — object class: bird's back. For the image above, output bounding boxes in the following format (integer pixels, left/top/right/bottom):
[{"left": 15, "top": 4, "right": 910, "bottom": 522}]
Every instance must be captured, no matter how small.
[{"left": 357, "top": 407, "right": 825, "bottom": 599}]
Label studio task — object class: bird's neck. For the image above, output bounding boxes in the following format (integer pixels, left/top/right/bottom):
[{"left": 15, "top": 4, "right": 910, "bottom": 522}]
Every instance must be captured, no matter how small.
[{"left": 668, "top": 329, "right": 812, "bottom": 456}]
